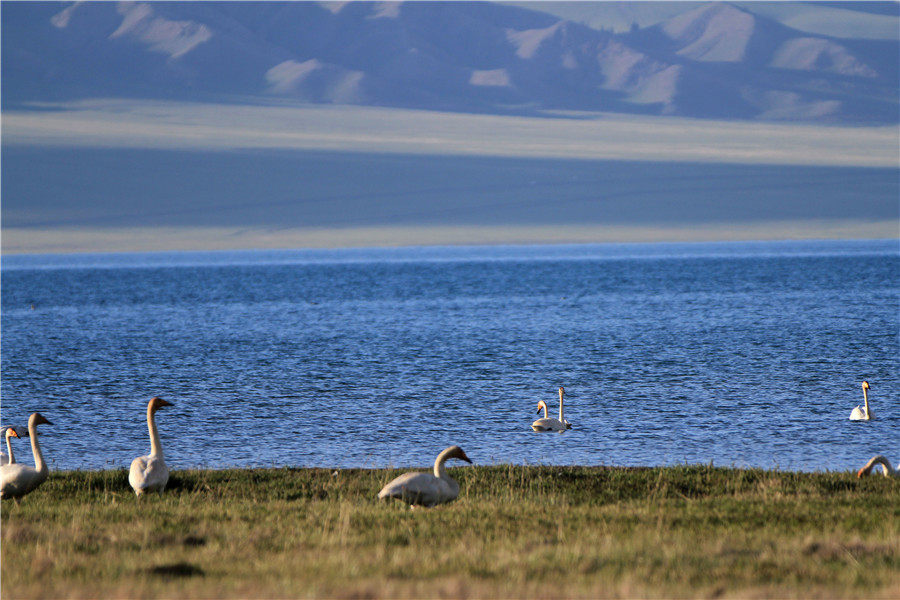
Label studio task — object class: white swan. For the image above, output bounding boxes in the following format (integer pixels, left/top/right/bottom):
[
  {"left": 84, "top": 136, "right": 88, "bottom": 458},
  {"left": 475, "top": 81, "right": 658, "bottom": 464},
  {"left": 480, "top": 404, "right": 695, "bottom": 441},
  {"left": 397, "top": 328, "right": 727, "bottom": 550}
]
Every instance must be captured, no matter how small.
[
  {"left": 378, "top": 445, "right": 472, "bottom": 507},
  {"left": 0, "top": 426, "right": 28, "bottom": 466},
  {"left": 2, "top": 427, "right": 21, "bottom": 465},
  {"left": 0, "top": 413, "right": 52, "bottom": 500},
  {"left": 857, "top": 455, "right": 898, "bottom": 478},
  {"left": 531, "top": 387, "right": 572, "bottom": 432},
  {"left": 849, "top": 381, "right": 873, "bottom": 421},
  {"left": 129, "top": 397, "right": 173, "bottom": 496}
]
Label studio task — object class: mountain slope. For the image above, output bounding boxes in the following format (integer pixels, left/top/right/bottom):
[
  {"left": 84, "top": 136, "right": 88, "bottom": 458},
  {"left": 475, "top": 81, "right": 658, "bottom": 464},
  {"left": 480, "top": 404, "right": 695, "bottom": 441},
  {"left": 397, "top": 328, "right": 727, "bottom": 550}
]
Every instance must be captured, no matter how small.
[{"left": 2, "top": 1, "right": 896, "bottom": 123}]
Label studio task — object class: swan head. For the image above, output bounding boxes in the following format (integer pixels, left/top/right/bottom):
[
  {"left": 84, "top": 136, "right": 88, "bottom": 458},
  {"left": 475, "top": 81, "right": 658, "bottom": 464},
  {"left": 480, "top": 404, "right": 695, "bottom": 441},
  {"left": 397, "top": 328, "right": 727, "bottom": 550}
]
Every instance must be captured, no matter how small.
[
  {"left": 29, "top": 413, "right": 52, "bottom": 427},
  {"left": 1, "top": 426, "right": 29, "bottom": 438},
  {"left": 862, "top": 381, "right": 870, "bottom": 390},
  {"left": 4, "top": 427, "right": 20, "bottom": 439},
  {"left": 558, "top": 387, "right": 565, "bottom": 398},
  {"left": 536, "top": 400, "right": 548, "bottom": 414},
  {"left": 856, "top": 466, "right": 868, "bottom": 478},
  {"left": 148, "top": 397, "right": 173, "bottom": 412},
  {"left": 445, "top": 445, "right": 472, "bottom": 464}
]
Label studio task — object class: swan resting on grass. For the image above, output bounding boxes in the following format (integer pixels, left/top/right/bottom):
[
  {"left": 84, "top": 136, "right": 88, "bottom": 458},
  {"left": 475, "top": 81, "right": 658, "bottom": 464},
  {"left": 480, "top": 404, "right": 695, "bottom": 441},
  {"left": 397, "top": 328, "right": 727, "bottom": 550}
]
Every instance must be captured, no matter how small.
[
  {"left": 129, "top": 397, "right": 173, "bottom": 496},
  {"left": 849, "top": 381, "right": 873, "bottom": 421},
  {"left": 857, "top": 455, "right": 898, "bottom": 478},
  {"left": 0, "top": 413, "right": 52, "bottom": 500},
  {"left": 1, "top": 426, "right": 28, "bottom": 466},
  {"left": 532, "top": 387, "right": 572, "bottom": 432},
  {"left": 378, "top": 445, "right": 472, "bottom": 507}
]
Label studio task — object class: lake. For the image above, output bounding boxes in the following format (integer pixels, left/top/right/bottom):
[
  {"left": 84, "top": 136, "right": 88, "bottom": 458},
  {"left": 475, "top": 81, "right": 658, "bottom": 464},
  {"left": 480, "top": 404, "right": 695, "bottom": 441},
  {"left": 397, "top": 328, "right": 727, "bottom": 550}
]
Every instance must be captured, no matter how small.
[{"left": 1, "top": 239, "right": 897, "bottom": 472}]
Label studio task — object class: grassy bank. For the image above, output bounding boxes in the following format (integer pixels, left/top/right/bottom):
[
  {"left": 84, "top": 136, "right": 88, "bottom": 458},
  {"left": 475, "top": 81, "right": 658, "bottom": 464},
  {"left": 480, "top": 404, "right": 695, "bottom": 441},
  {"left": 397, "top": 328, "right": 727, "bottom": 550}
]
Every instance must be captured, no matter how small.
[{"left": 2, "top": 465, "right": 898, "bottom": 599}]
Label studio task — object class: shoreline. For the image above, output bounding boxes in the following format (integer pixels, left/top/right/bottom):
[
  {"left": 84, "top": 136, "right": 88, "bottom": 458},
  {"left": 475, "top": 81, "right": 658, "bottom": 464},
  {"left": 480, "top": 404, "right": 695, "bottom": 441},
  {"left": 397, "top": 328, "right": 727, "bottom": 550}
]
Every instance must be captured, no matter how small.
[
  {"left": 3, "top": 221, "right": 897, "bottom": 255},
  {"left": 41, "top": 463, "right": 873, "bottom": 475}
]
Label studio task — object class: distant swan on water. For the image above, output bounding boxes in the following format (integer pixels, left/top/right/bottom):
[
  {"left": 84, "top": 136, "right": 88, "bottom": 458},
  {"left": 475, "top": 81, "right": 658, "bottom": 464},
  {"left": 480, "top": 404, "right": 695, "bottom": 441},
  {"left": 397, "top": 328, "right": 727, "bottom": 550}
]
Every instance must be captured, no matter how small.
[
  {"left": 849, "top": 381, "right": 873, "bottom": 421},
  {"left": 129, "top": 397, "right": 173, "bottom": 496},
  {"left": 377, "top": 445, "right": 472, "bottom": 507},
  {"left": 0, "top": 413, "right": 52, "bottom": 501},
  {"left": 857, "top": 455, "right": 897, "bottom": 478},
  {"left": 532, "top": 387, "right": 572, "bottom": 432}
]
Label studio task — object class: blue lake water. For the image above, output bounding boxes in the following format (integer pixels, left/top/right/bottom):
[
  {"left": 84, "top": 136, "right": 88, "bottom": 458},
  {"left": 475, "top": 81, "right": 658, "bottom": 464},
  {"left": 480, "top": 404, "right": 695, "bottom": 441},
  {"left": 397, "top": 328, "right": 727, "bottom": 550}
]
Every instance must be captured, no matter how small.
[{"left": 1, "top": 240, "right": 897, "bottom": 472}]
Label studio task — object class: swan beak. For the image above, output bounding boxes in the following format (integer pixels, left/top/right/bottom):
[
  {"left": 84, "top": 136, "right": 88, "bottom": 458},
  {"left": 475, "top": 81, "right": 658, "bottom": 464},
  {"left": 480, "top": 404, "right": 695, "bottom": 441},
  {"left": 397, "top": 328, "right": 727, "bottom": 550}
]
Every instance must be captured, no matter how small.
[{"left": 535, "top": 407, "right": 542, "bottom": 415}]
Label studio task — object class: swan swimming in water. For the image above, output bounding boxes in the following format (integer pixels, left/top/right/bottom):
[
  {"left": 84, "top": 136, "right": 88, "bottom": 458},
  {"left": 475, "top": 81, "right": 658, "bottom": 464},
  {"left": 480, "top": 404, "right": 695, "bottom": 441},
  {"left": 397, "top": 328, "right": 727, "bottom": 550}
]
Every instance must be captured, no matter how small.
[
  {"left": 857, "top": 455, "right": 897, "bottom": 478},
  {"left": 531, "top": 387, "right": 572, "bottom": 432},
  {"left": 129, "top": 397, "right": 173, "bottom": 496},
  {"left": 849, "top": 381, "right": 873, "bottom": 421},
  {"left": 378, "top": 445, "right": 472, "bottom": 507},
  {"left": 0, "top": 413, "right": 52, "bottom": 500},
  {"left": 0, "top": 426, "right": 28, "bottom": 466}
]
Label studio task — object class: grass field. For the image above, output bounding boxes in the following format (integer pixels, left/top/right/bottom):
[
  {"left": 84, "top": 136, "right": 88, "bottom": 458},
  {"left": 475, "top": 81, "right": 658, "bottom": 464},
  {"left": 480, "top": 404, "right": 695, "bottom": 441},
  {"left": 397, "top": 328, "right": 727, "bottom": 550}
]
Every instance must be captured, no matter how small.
[{"left": 2, "top": 465, "right": 898, "bottom": 599}]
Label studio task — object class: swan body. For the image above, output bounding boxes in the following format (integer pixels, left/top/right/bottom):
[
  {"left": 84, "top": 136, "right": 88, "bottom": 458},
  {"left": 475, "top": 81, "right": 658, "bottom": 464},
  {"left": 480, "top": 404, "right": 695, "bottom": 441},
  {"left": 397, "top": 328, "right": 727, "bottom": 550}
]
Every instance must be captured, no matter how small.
[
  {"left": 129, "top": 397, "right": 173, "bottom": 496},
  {"left": 857, "top": 455, "right": 898, "bottom": 478},
  {"left": 0, "top": 426, "right": 28, "bottom": 466},
  {"left": 0, "top": 413, "right": 52, "bottom": 500},
  {"left": 531, "top": 387, "right": 572, "bottom": 432},
  {"left": 378, "top": 445, "right": 472, "bottom": 507},
  {"left": 849, "top": 381, "right": 873, "bottom": 421}
]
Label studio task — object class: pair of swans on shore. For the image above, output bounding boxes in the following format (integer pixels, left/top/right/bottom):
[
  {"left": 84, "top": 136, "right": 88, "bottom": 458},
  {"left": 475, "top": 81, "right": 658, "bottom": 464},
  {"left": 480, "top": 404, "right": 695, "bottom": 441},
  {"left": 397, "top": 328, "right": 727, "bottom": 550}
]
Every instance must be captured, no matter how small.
[
  {"left": 1, "top": 397, "right": 174, "bottom": 501},
  {"left": 532, "top": 387, "right": 572, "bottom": 432},
  {"left": 0, "top": 414, "right": 52, "bottom": 500}
]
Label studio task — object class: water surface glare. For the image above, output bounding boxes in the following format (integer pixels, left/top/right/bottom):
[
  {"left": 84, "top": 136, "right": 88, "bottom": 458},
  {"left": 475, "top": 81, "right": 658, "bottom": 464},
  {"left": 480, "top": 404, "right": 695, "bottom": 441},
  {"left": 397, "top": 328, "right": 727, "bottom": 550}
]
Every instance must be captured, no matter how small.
[{"left": 2, "top": 240, "right": 897, "bottom": 472}]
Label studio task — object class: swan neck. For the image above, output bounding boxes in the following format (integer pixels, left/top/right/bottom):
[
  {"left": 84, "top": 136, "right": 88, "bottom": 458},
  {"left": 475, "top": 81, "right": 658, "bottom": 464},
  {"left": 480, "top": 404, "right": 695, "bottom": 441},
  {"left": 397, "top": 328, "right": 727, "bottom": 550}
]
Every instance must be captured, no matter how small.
[
  {"left": 863, "top": 386, "right": 870, "bottom": 417},
  {"left": 5, "top": 433, "right": 14, "bottom": 464},
  {"left": 147, "top": 405, "right": 164, "bottom": 458},
  {"left": 875, "top": 456, "right": 895, "bottom": 476},
  {"left": 863, "top": 455, "right": 895, "bottom": 477},
  {"left": 29, "top": 420, "right": 46, "bottom": 473},
  {"left": 433, "top": 449, "right": 453, "bottom": 479},
  {"left": 540, "top": 402, "right": 548, "bottom": 419},
  {"left": 558, "top": 390, "right": 564, "bottom": 422}
]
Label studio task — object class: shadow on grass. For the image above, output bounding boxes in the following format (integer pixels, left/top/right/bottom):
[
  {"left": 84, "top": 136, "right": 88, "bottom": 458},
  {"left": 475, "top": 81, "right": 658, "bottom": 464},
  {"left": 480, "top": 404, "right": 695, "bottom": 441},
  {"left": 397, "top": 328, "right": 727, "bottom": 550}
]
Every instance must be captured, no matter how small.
[{"left": 147, "top": 562, "right": 205, "bottom": 578}]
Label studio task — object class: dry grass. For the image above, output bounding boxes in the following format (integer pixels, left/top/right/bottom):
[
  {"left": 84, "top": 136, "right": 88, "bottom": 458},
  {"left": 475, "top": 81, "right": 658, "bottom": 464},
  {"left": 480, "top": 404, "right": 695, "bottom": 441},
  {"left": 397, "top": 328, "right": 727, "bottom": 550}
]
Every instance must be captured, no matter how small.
[{"left": 2, "top": 465, "right": 898, "bottom": 599}]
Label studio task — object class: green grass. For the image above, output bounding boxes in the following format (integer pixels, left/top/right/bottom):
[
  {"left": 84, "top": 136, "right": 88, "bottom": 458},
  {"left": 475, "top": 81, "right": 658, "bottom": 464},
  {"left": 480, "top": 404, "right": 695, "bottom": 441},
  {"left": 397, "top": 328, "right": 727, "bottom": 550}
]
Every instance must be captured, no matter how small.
[{"left": 2, "top": 465, "right": 898, "bottom": 598}]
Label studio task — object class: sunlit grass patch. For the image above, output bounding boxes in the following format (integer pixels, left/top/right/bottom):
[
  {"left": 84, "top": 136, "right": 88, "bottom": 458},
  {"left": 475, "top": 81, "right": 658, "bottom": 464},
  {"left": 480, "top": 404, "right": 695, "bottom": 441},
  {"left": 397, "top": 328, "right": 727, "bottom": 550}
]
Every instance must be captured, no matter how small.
[{"left": 2, "top": 465, "right": 898, "bottom": 598}]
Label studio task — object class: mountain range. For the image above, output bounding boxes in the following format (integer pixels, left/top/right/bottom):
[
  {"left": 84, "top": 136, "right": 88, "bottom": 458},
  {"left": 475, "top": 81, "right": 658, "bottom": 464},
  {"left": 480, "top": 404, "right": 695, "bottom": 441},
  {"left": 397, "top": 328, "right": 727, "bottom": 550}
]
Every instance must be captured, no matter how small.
[{"left": 3, "top": 1, "right": 898, "bottom": 123}]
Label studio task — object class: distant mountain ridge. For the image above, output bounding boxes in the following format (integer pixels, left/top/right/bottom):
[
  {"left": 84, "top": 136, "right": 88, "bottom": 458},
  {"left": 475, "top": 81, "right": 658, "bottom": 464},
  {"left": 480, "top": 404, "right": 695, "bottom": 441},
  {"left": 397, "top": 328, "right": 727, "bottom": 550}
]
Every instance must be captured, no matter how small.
[{"left": 2, "top": 1, "right": 897, "bottom": 123}]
